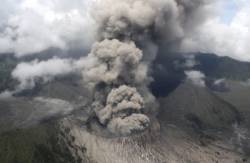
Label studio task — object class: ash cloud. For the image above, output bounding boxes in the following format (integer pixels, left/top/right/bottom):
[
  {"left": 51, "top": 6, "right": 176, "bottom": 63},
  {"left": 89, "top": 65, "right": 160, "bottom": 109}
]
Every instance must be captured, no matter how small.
[
  {"left": 93, "top": 0, "right": 211, "bottom": 52},
  {"left": 83, "top": 0, "right": 212, "bottom": 135},
  {"left": 80, "top": 39, "right": 148, "bottom": 88},
  {"left": 1, "top": 0, "right": 214, "bottom": 136},
  {"left": 97, "top": 85, "right": 150, "bottom": 136},
  {"left": 81, "top": 39, "right": 154, "bottom": 135}
]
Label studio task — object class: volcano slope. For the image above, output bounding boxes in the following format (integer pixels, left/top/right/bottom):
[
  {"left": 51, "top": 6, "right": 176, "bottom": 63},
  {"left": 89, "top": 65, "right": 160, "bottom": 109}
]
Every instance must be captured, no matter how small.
[
  {"left": 0, "top": 78, "right": 248, "bottom": 163},
  {"left": 54, "top": 81, "right": 246, "bottom": 163}
]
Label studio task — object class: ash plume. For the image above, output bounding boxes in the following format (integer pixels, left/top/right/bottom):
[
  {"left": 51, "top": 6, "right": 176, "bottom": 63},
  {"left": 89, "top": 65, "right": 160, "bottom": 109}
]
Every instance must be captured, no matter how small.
[
  {"left": 81, "top": 39, "right": 153, "bottom": 135},
  {"left": 80, "top": 39, "right": 148, "bottom": 87},
  {"left": 98, "top": 85, "right": 150, "bottom": 136},
  {"left": 83, "top": 0, "right": 211, "bottom": 135},
  {"left": 0, "top": 0, "right": 213, "bottom": 136},
  {"left": 93, "top": 0, "right": 210, "bottom": 51}
]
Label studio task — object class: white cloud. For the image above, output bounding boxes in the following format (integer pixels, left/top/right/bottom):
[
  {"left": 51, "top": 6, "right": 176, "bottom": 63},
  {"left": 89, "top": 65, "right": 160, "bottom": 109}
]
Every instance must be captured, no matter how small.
[
  {"left": 4, "top": 56, "right": 88, "bottom": 94},
  {"left": 11, "top": 57, "right": 76, "bottom": 91},
  {"left": 1, "top": 0, "right": 249, "bottom": 62},
  {"left": 0, "top": 0, "right": 97, "bottom": 57},
  {"left": 181, "top": 0, "right": 250, "bottom": 61},
  {"left": 185, "top": 70, "right": 206, "bottom": 87}
]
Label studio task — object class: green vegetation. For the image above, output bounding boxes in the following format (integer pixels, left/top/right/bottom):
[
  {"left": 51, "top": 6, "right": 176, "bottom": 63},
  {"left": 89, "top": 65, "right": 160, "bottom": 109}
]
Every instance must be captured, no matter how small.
[{"left": 0, "top": 122, "right": 77, "bottom": 163}]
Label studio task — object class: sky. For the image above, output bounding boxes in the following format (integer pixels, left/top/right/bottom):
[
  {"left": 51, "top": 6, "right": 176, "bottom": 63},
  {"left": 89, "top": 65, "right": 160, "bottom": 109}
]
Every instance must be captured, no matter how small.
[
  {"left": 220, "top": 0, "right": 238, "bottom": 24},
  {"left": 0, "top": 0, "right": 250, "bottom": 61}
]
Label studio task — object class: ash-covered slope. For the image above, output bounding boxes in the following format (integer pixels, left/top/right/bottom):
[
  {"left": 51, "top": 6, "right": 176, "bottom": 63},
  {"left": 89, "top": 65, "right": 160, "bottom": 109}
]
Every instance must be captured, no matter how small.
[
  {"left": 215, "top": 80, "right": 250, "bottom": 130},
  {"left": 159, "top": 82, "right": 241, "bottom": 131},
  {"left": 57, "top": 111, "right": 246, "bottom": 163},
  {"left": 0, "top": 97, "right": 74, "bottom": 133},
  {"left": 0, "top": 80, "right": 248, "bottom": 163}
]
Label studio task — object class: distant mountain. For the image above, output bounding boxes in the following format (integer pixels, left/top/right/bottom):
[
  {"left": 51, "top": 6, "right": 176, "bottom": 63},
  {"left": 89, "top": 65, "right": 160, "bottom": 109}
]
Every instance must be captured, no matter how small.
[
  {"left": 150, "top": 53, "right": 250, "bottom": 97},
  {"left": 195, "top": 53, "right": 250, "bottom": 81},
  {"left": 158, "top": 82, "right": 241, "bottom": 131}
]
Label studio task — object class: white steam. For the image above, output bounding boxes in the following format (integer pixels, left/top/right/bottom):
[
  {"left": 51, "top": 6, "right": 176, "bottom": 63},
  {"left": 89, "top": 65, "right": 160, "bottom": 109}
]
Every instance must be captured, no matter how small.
[
  {"left": 185, "top": 70, "right": 206, "bottom": 87},
  {"left": 12, "top": 57, "right": 76, "bottom": 91}
]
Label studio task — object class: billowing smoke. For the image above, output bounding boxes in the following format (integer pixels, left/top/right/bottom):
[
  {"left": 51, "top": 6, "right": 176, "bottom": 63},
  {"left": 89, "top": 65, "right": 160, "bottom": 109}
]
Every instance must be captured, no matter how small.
[
  {"left": 1, "top": 0, "right": 213, "bottom": 136},
  {"left": 80, "top": 39, "right": 149, "bottom": 87},
  {"left": 81, "top": 39, "right": 153, "bottom": 135},
  {"left": 92, "top": 0, "right": 210, "bottom": 51},
  {"left": 83, "top": 0, "right": 211, "bottom": 135},
  {"left": 97, "top": 85, "right": 150, "bottom": 136}
]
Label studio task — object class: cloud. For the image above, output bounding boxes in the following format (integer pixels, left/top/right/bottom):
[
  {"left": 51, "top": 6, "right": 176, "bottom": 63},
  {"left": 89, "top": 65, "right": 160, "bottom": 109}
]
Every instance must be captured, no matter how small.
[
  {"left": 93, "top": 0, "right": 212, "bottom": 51},
  {"left": 181, "top": 0, "right": 250, "bottom": 61},
  {"left": 0, "top": 0, "right": 217, "bottom": 136},
  {"left": 2, "top": 0, "right": 249, "bottom": 63},
  {"left": 0, "top": 0, "right": 214, "bottom": 58},
  {"left": 11, "top": 57, "right": 77, "bottom": 91},
  {"left": 0, "top": 0, "right": 97, "bottom": 57},
  {"left": 185, "top": 70, "right": 206, "bottom": 87}
]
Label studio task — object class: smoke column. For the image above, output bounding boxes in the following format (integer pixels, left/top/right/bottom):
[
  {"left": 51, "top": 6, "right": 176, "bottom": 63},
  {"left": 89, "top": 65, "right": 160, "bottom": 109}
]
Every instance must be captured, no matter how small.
[
  {"left": 81, "top": 38, "right": 153, "bottom": 136},
  {"left": 0, "top": 0, "right": 211, "bottom": 136},
  {"left": 81, "top": 0, "right": 210, "bottom": 136}
]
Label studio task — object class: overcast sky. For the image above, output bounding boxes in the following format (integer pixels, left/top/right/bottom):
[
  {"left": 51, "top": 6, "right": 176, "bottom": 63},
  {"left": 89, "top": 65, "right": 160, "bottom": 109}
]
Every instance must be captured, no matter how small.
[
  {"left": 0, "top": 0, "right": 250, "bottom": 61},
  {"left": 0, "top": 0, "right": 96, "bottom": 57},
  {"left": 182, "top": 0, "right": 250, "bottom": 61}
]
